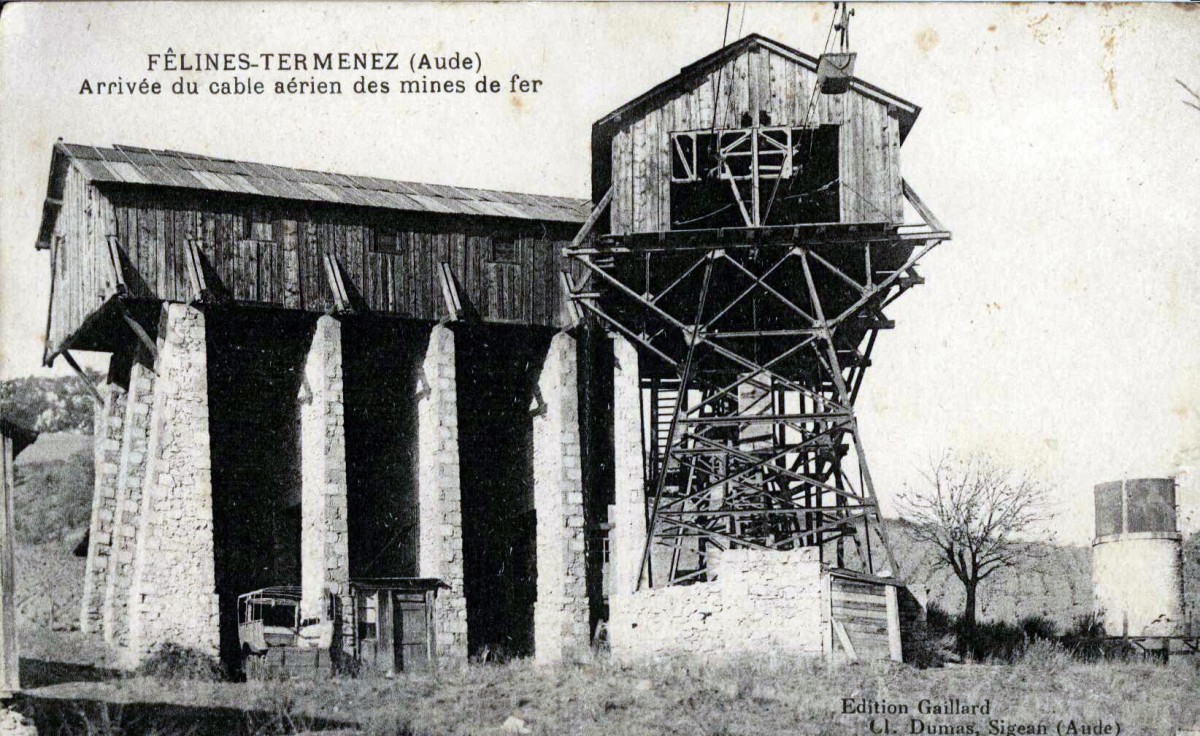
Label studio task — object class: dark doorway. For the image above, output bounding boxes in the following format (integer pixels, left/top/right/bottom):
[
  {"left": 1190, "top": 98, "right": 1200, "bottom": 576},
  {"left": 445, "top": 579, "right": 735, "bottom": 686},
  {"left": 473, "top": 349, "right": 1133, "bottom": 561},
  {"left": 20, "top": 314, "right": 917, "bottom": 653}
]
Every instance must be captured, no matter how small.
[
  {"left": 342, "top": 318, "right": 426, "bottom": 580},
  {"left": 455, "top": 325, "right": 551, "bottom": 659},
  {"left": 205, "top": 308, "right": 312, "bottom": 667}
]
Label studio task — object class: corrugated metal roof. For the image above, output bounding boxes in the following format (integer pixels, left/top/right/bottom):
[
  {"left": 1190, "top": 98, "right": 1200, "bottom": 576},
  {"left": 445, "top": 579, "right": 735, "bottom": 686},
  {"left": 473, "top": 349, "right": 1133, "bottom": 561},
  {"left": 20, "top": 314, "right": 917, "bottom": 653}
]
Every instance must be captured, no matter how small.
[{"left": 58, "top": 143, "right": 590, "bottom": 224}]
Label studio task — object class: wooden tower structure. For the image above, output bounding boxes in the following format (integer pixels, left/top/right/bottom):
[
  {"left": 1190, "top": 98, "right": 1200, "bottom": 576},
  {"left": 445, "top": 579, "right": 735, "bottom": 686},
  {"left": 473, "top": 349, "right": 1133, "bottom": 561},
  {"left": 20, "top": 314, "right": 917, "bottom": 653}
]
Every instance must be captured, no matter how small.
[{"left": 565, "top": 34, "right": 950, "bottom": 588}]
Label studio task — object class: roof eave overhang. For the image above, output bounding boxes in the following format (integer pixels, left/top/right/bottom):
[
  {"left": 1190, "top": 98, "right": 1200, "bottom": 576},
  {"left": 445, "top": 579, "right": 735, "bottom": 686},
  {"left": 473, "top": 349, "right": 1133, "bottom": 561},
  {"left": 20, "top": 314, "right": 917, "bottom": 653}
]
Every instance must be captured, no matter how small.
[
  {"left": 35, "top": 142, "right": 73, "bottom": 251},
  {"left": 0, "top": 418, "right": 39, "bottom": 457}
]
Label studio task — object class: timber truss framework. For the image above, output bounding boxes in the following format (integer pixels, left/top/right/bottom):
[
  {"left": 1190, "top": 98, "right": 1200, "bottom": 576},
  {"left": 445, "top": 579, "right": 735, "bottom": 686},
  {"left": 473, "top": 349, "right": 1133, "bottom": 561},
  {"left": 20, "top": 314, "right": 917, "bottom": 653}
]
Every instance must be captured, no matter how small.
[{"left": 563, "top": 182, "right": 950, "bottom": 589}]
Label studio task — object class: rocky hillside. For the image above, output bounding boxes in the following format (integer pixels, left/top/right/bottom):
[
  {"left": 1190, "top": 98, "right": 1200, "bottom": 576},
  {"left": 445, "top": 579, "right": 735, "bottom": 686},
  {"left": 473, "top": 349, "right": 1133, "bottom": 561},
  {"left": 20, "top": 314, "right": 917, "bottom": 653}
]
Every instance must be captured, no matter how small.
[
  {"left": 9, "top": 440, "right": 93, "bottom": 631},
  {"left": 886, "top": 519, "right": 1094, "bottom": 629}
]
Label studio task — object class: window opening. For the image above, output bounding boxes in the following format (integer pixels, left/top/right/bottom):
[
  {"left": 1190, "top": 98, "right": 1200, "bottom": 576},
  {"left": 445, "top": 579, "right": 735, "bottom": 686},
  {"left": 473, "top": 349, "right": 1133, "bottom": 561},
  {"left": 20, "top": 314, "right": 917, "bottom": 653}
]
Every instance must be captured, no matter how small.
[{"left": 669, "top": 124, "right": 840, "bottom": 229}]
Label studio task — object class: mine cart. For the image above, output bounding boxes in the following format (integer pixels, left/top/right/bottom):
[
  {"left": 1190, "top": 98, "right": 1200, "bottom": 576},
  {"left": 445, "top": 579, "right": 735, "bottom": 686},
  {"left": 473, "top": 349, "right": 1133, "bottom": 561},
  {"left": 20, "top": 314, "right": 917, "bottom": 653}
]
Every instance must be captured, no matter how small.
[{"left": 351, "top": 578, "right": 444, "bottom": 675}]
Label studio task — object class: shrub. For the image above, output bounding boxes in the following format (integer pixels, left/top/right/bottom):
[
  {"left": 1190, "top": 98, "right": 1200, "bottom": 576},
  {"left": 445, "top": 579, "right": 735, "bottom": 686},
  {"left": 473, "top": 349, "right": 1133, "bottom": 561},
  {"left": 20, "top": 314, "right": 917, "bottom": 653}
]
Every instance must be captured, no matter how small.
[
  {"left": 1018, "top": 614, "right": 1058, "bottom": 642},
  {"left": 12, "top": 450, "right": 94, "bottom": 544},
  {"left": 924, "top": 601, "right": 953, "bottom": 638},
  {"left": 955, "top": 619, "right": 1028, "bottom": 662},
  {"left": 1061, "top": 612, "right": 1116, "bottom": 662},
  {"left": 136, "top": 643, "right": 225, "bottom": 681}
]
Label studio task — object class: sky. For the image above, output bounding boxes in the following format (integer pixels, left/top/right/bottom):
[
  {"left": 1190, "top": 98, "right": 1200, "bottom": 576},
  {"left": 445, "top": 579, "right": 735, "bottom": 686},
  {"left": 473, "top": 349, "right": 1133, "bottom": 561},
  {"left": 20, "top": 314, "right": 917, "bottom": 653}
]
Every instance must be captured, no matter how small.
[{"left": 1, "top": 2, "right": 1197, "bottom": 545}]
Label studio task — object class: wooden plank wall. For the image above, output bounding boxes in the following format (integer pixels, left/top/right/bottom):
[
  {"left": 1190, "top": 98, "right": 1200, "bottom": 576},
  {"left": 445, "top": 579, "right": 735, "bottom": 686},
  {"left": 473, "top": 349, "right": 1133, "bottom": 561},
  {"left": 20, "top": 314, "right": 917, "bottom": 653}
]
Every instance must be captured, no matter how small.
[
  {"left": 610, "top": 46, "right": 903, "bottom": 234},
  {"left": 830, "top": 576, "right": 893, "bottom": 660},
  {"left": 57, "top": 186, "right": 578, "bottom": 336},
  {"left": 46, "top": 166, "right": 120, "bottom": 353}
]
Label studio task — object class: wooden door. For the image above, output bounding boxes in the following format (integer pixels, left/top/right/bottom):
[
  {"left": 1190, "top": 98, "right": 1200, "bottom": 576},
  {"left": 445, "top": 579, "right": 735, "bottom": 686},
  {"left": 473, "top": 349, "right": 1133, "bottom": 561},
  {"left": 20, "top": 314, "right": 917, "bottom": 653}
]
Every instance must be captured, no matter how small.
[{"left": 392, "top": 592, "right": 430, "bottom": 672}]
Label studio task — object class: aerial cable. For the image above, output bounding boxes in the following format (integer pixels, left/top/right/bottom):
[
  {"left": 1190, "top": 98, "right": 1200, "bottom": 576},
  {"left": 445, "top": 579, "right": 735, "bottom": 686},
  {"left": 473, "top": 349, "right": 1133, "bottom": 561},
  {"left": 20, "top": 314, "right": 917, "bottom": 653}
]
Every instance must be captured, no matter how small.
[
  {"left": 710, "top": 3, "right": 733, "bottom": 133},
  {"left": 763, "top": 2, "right": 845, "bottom": 225}
]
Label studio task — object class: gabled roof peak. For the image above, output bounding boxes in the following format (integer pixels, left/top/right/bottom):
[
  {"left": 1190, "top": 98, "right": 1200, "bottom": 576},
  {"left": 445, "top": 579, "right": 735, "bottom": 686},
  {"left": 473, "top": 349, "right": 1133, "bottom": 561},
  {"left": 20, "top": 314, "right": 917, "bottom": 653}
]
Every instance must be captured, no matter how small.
[{"left": 593, "top": 32, "right": 920, "bottom": 141}]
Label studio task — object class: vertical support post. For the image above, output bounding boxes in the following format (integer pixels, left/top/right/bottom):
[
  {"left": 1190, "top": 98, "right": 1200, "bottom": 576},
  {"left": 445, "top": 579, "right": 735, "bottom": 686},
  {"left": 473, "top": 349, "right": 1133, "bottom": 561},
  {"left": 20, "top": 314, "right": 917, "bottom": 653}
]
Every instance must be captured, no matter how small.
[
  {"left": 532, "top": 332, "right": 590, "bottom": 663},
  {"left": 800, "top": 251, "right": 898, "bottom": 577},
  {"left": 885, "top": 583, "right": 903, "bottom": 662},
  {"left": 80, "top": 378, "right": 127, "bottom": 634},
  {"left": 125, "top": 304, "right": 219, "bottom": 666},
  {"left": 0, "top": 435, "right": 18, "bottom": 695},
  {"left": 417, "top": 324, "right": 467, "bottom": 663},
  {"left": 299, "top": 316, "right": 351, "bottom": 649},
  {"left": 103, "top": 358, "right": 156, "bottom": 646},
  {"left": 610, "top": 335, "right": 645, "bottom": 599}
]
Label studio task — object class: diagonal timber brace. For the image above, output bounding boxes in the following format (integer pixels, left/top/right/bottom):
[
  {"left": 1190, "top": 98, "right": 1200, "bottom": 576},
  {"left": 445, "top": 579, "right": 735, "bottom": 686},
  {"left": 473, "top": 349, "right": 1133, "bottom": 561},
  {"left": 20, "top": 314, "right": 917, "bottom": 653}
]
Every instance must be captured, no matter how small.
[{"left": 563, "top": 187, "right": 950, "bottom": 588}]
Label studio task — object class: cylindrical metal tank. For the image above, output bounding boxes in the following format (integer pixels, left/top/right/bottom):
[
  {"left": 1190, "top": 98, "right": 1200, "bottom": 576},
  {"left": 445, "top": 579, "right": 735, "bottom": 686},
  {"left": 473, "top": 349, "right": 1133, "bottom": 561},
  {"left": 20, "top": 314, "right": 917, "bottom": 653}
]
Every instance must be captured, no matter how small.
[{"left": 1092, "top": 478, "right": 1185, "bottom": 637}]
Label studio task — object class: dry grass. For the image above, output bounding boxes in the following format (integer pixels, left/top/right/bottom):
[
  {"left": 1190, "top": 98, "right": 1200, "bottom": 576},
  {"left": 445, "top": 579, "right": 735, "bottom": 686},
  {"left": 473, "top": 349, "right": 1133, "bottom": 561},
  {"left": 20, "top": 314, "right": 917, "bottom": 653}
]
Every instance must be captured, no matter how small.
[{"left": 14, "top": 646, "right": 1200, "bottom": 736}]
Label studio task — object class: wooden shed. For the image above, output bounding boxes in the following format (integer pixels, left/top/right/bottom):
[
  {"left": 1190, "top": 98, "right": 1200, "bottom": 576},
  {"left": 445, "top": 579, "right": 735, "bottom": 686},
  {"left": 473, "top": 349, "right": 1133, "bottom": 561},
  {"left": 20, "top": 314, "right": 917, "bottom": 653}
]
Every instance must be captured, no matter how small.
[{"left": 350, "top": 578, "right": 445, "bottom": 674}]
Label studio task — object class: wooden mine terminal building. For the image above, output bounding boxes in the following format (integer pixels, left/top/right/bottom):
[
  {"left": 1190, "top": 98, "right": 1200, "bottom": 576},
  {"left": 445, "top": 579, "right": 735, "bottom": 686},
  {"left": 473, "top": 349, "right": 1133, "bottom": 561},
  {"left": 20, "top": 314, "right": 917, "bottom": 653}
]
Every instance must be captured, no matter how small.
[{"left": 40, "top": 34, "right": 949, "bottom": 671}]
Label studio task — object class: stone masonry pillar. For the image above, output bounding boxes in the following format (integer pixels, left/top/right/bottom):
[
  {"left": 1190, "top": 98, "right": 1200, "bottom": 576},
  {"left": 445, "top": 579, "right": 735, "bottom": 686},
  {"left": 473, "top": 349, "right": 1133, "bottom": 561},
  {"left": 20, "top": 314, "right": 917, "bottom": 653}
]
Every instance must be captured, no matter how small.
[
  {"left": 532, "top": 332, "right": 589, "bottom": 664},
  {"left": 125, "top": 304, "right": 219, "bottom": 665},
  {"left": 102, "top": 358, "right": 156, "bottom": 646},
  {"left": 299, "top": 316, "right": 351, "bottom": 643},
  {"left": 417, "top": 324, "right": 467, "bottom": 663},
  {"left": 80, "top": 380, "right": 127, "bottom": 634},
  {"left": 609, "top": 335, "right": 645, "bottom": 598}
]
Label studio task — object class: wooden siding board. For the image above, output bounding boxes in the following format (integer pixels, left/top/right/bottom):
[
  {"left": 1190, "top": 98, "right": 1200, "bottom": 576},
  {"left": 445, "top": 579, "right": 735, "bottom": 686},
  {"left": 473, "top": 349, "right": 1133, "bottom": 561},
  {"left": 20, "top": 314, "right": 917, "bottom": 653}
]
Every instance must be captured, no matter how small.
[
  {"left": 645, "top": 110, "right": 660, "bottom": 233},
  {"left": 613, "top": 46, "right": 902, "bottom": 233},
  {"left": 631, "top": 118, "right": 648, "bottom": 235},
  {"left": 48, "top": 183, "right": 577, "bottom": 338}
]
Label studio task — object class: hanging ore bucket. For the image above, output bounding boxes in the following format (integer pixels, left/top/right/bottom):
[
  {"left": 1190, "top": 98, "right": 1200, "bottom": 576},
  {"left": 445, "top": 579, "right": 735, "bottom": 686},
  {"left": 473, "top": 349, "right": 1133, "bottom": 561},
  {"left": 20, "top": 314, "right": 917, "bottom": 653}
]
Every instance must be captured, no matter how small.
[{"left": 817, "top": 52, "right": 856, "bottom": 94}]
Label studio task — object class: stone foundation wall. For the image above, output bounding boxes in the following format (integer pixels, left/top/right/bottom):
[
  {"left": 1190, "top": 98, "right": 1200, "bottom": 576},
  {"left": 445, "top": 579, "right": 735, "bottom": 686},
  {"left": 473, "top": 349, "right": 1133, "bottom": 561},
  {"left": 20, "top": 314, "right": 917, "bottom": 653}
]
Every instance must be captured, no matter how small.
[
  {"left": 609, "top": 548, "right": 827, "bottom": 660},
  {"left": 299, "top": 316, "right": 351, "bottom": 641},
  {"left": 102, "top": 360, "right": 155, "bottom": 646},
  {"left": 125, "top": 304, "right": 219, "bottom": 664},
  {"left": 417, "top": 324, "right": 467, "bottom": 663},
  {"left": 80, "top": 381, "right": 127, "bottom": 634},
  {"left": 531, "top": 332, "right": 590, "bottom": 664}
]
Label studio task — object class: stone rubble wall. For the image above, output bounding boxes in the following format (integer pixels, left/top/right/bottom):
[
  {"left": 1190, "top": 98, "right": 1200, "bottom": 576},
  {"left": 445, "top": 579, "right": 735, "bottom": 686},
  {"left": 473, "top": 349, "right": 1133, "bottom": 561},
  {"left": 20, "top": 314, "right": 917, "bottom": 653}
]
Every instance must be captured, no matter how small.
[
  {"left": 299, "top": 316, "right": 351, "bottom": 644},
  {"left": 531, "top": 332, "right": 590, "bottom": 664},
  {"left": 609, "top": 548, "right": 827, "bottom": 660},
  {"left": 125, "top": 304, "right": 219, "bottom": 665},
  {"left": 417, "top": 324, "right": 467, "bottom": 663},
  {"left": 102, "top": 359, "right": 155, "bottom": 647},
  {"left": 609, "top": 335, "right": 645, "bottom": 599},
  {"left": 80, "top": 380, "right": 127, "bottom": 634}
]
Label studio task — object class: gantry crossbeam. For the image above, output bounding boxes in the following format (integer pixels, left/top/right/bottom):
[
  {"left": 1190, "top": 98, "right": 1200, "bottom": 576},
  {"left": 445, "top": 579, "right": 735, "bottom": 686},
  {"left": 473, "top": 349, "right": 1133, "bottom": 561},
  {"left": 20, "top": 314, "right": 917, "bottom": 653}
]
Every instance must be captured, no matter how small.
[{"left": 563, "top": 181, "right": 949, "bottom": 589}]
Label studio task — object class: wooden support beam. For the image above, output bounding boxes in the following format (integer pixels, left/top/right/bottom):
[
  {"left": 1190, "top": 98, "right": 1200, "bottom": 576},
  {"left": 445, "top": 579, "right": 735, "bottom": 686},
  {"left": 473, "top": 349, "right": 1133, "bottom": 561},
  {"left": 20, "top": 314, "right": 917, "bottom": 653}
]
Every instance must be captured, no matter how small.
[
  {"left": 184, "top": 238, "right": 210, "bottom": 304},
  {"left": 559, "top": 271, "right": 583, "bottom": 328},
  {"left": 902, "top": 180, "right": 946, "bottom": 233},
  {"left": 567, "top": 186, "right": 613, "bottom": 253},
  {"left": 104, "top": 235, "right": 128, "bottom": 297},
  {"left": 0, "top": 434, "right": 18, "bottom": 695},
  {"left": 120, "top": 309, "right": 159, "bottom": 362},
  {"left": 61, "top": 350, "right": 105, "bottom": 405},
  {"left": 322, "top": 253, "right": 353, "bottom": 314},
  {"left": 833, "top": 619, "right": 858, "bottom": 660},
  {"left": 434, "top": 262, "right": 465, "bottom": 321}
]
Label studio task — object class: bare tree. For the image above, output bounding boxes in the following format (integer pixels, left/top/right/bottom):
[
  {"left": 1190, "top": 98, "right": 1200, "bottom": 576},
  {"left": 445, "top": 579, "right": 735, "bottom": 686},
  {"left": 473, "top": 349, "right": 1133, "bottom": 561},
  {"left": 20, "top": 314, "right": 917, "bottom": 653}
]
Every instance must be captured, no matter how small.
[{"left": 895, "top": 454, "right": 1051, "bottom": 629}]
